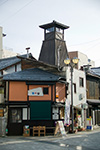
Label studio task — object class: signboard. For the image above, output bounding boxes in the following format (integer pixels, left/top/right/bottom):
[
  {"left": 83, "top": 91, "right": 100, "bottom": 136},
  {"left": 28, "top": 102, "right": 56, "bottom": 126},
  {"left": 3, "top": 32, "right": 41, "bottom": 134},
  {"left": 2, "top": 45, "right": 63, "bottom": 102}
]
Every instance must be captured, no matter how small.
[
  {"left": 86, "top": 118, "right": 93, "bottom": 130},
  {"left": 52, "top": 114, "right": 59, "bottom": 120},
  {"left": 86, "top": 118, "right": 92, "bottom": 126},
  {"left": 28, "top": 87, "right": 43, "bottom": 96},
  {"left": 54, "top": 121, "right": 66, "bottom": 136},
  {"left": 52, "top": 107, "right": 59, "bottom": 120},
  {"left": 53, "top": 107, "right": 59, "bottom": 113}
]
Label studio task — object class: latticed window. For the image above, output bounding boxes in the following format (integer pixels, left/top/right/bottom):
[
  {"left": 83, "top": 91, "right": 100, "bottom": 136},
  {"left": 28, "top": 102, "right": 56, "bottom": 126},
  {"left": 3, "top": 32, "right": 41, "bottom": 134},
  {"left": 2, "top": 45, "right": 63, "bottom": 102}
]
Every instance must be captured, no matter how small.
[{"left": 10, "top": 108, "right": 22, "bottom": 123}]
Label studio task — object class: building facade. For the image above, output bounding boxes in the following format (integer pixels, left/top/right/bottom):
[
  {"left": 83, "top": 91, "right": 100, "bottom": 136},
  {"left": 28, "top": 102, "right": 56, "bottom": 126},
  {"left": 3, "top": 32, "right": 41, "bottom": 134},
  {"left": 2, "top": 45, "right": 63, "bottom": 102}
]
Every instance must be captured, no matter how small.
[
  {"left": 63, "top": 66, "right": 87, "bottom": 128},
  {"left": 86, "top": 69, "right": 100, "bottom": 126},
  {"left": 3, "top": 68, "right": 66, "bottom": 135},
  {"left": 0, "top": 26, "right": 18, "bottom": 59},
  {"left": 68, "top": 51, "right": 95, "bottom": 70}
]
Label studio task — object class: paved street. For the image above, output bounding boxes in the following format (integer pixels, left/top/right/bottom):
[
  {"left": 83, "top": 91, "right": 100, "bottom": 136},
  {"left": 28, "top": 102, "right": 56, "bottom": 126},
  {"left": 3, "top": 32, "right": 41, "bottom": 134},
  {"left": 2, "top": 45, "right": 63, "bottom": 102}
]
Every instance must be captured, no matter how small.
[{"left": 0, "top": 127, "right": 100, "bottom": 150}]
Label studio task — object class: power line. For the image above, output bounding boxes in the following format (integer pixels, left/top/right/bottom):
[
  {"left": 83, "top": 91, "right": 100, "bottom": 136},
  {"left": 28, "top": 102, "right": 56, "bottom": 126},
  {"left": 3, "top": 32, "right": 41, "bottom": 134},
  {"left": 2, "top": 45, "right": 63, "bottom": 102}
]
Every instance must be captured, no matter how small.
[
  {"left": 83, "top": 41, "right": 100, "bottom": 52},
  {"left": 0, "top": 0, "right": 35, "bottom": 24},
  {"left": 0, "top": 0, "right": 8, "bottom": 7},
  {"left": 69, "top": 37, "right": 100, "bottom": 47}
]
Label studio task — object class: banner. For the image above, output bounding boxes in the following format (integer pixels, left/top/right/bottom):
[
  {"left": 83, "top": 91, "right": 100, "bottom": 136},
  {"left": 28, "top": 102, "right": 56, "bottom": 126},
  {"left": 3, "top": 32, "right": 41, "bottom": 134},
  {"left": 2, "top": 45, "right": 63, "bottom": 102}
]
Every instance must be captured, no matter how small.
[{"left": 64, "top": 98, "right": 70, "bottom": 125}]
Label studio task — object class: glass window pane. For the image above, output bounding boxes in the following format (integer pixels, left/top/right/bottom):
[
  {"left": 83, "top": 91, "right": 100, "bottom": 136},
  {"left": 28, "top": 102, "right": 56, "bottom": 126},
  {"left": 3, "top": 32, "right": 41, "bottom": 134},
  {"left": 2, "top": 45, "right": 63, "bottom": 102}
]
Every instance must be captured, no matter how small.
[
  {"left": 43, "top": 87, "right": 49, "bottom": 94},
  {"left": 23, "top": 108, "right": 27, "bottom": 120},
  {"left": 79, "top": 78, "right": 84, "bottom": 87},
  {"left": 46, "top": 27, "right": 54, "bottom": 33},
  {"left": 11, "top": 108, "right": 22, "bottom": 123}
]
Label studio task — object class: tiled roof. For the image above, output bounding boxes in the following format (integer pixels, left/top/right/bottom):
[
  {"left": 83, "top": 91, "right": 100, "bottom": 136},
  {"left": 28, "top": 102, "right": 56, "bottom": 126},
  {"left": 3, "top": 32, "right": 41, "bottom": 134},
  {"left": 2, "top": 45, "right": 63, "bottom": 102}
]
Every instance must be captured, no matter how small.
[
  {"left": 87, "top": 67, "right": 100, "bottom": 77},
  {"left": 3, "top": 68, "right": 61, "bottom": 81},
  {"left": 0, "top": 56, "right": 20, "bottom": 70},
  {"left": 91, "top": 67, "right": 100, "bottom": 76},
  {"left": 39, "top": 20, "right": 69, "bottom": 30},
  {"left": 0, "top": 53, "right": 33, "bottom": 70}
]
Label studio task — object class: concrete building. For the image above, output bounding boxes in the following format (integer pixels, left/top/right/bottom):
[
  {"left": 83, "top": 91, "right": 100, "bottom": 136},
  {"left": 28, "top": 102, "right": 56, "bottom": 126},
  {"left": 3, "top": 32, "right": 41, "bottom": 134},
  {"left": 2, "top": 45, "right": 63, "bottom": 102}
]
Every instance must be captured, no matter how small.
[
  {"left": 0, "top": 26, "right": 17, "bottom": 59},
  {"left": 68, "top": 51, "right": 95, "bottom": 69},
  {"left": 63, "top": 65, "right": 87, "bottom": 128}
]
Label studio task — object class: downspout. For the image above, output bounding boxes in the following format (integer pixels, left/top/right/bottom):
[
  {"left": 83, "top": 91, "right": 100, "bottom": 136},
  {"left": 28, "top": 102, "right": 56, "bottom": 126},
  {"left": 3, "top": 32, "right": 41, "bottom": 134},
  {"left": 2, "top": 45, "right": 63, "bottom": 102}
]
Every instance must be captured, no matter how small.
[{"left": 58, "top": 45, "right": 61, "bottom": 71}]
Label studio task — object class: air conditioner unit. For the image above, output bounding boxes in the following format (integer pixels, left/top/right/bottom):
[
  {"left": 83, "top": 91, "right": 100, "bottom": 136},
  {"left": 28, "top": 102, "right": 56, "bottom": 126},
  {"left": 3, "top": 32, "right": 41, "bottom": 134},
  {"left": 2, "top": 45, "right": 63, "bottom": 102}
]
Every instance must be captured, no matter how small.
[{"left": 82, "top": 103, "right": 88, "bottom": 109}]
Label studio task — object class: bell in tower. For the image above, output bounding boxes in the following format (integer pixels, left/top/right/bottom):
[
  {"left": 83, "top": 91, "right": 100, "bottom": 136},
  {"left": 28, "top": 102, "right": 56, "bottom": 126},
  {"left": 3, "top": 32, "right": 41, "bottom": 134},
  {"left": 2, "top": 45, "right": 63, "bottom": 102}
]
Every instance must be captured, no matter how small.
[{"left": 38, "top": 20, "right": 69, "bottom": 69}]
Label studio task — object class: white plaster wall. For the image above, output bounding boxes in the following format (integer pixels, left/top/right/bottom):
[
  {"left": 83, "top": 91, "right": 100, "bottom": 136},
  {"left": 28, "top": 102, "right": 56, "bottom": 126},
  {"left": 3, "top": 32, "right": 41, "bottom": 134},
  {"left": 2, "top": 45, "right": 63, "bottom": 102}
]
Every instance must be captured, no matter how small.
[{"left": 66, "top": 66, "right": 86, "bottom": 109}]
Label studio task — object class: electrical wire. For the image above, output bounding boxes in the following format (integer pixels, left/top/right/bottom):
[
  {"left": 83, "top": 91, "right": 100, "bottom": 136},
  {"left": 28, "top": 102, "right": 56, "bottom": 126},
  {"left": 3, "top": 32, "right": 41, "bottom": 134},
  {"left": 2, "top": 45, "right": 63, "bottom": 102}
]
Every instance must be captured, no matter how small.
[
  {"left": 0, "top": 0, "right": 35, "bottom": 24},
  {"left": 0, "top": 0, "right": 8, "bottom": 7},
  {"left": 69, "top": 37, "right": 100, "bottom": 47},
  {"left": 83, "top": 41, "right": 100, "bottom": 52}
]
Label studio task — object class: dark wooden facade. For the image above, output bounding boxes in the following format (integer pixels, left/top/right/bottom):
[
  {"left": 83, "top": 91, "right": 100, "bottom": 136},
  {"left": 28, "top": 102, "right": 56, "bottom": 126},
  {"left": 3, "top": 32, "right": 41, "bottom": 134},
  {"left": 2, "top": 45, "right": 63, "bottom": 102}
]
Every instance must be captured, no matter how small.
[
  {"left": 86, "top": 75, "right": 100, "bottom": 100},
  {"left": 39, "top": 20, "right": 69, "bottom": 68},
  {"left": 86, "top": 72, "right": 100, "bottom": 125}
]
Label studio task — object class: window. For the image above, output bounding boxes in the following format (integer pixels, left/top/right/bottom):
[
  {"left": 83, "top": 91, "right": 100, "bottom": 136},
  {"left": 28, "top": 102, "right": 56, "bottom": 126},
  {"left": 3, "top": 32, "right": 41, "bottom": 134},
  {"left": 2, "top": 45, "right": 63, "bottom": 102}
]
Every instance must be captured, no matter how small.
[
  {"left": 15, "top": 65, "right": 17, "bottom": 72},
  {"left": 46, "top": 27, "right": 54, "bottom": 33},
  {"left": 43, "top": 87, "right": 49, "bottom": 94},
  {"left": 73, "top": 83, "right": 76, "bottom": 93},
  {"left": 79, "top": 77, "right": 84, "bottom": 87},
  {"left": 10, "top": 108, "right": 22, "bottom": 123},
  {"left": 56, "top": 27, "right": 63, "bottom": 33},
  {"left": 1, "top": 71, "right": 3, "bottom": 76},
  {"left": 60, "top": 107, "right": 64, "bottom": 119}
]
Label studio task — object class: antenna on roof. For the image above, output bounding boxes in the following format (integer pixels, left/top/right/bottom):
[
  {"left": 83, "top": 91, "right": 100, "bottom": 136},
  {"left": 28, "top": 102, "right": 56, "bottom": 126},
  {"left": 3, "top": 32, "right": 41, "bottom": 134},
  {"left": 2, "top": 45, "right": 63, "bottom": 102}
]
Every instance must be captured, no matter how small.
[{"left": 26, "top": 47, "right": 30, "bottom": 58}]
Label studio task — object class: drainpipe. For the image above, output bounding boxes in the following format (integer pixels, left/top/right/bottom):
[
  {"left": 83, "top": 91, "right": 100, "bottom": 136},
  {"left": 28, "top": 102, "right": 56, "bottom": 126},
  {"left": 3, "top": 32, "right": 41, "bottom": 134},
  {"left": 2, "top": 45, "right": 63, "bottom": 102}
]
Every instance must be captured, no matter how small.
[{"left": 58, "top": 45, "right": 61, "bottom": 71}]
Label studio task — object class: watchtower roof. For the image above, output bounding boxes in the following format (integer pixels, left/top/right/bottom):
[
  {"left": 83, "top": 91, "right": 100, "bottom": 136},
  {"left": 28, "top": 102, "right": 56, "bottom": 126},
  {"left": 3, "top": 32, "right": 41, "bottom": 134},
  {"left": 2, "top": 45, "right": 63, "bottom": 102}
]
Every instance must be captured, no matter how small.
[{"left": 39, "top": 20, "right": 69, "bottom": 30}]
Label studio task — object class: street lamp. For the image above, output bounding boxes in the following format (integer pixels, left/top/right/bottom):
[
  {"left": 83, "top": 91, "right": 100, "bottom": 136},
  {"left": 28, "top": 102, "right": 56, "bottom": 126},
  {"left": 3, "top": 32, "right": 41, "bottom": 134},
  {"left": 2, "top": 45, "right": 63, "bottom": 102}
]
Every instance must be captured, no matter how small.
[{"left": 64, "top": 57, "right": 79, "bottom": 133}]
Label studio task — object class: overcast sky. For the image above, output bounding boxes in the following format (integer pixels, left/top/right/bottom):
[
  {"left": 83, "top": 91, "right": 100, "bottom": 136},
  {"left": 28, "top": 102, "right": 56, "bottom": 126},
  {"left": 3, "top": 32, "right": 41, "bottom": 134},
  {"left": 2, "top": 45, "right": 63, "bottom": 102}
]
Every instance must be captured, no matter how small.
[{"left": 0, "top": 0, "right": 100, "bottom": 66}]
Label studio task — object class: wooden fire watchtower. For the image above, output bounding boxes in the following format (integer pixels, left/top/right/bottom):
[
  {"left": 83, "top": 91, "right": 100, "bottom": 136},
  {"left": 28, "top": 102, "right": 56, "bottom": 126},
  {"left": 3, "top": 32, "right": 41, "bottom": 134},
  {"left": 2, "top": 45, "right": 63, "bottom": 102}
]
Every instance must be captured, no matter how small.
[{"left": 39, "top": 20, "right": 69, "bottom": 69}]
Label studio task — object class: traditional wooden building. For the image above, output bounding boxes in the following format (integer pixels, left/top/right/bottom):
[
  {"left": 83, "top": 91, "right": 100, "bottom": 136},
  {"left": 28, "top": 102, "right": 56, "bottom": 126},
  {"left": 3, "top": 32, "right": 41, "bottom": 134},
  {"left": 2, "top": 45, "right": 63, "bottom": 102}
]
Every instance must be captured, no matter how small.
[
  {"left": 0, "top": 54, "right": 34, "bottom": 106},
  {"left": 39, "top": 20, "right": 69, "bottom": 68},
  {"left": 86, "top": 68, "right": 100, "bottom": 125},
  {"left": 3, "top": 68, "right": 66, "bottom": 135}
]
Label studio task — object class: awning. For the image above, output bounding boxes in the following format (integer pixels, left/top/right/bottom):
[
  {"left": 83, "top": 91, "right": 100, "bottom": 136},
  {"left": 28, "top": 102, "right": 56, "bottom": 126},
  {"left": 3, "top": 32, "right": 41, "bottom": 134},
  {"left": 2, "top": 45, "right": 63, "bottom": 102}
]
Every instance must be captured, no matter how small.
[
  {"left": 87, "top": 99, "right": 100, "bottom": 105},
  {"left": 74, "top": 106, "right": 82, "bottom": 110},
  {"left": 52, "top": 102, "right": 65, "bottom": 107}
]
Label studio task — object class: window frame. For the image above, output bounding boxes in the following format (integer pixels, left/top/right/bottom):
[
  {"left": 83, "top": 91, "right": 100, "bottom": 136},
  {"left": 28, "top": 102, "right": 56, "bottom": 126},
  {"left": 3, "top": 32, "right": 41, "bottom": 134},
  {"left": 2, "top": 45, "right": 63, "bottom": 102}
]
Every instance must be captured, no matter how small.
[
  {"left": 43, "top": 87, "right": 49, "bottom": 95},
  {"left": 73, "top": 83, "right": 76, "bottom": 93},
  {"left": 79, "top": 77, "right": 84, "bottom": 87},
  {"left": 10, "top": 108, "right": 22, "bottom": 123}
]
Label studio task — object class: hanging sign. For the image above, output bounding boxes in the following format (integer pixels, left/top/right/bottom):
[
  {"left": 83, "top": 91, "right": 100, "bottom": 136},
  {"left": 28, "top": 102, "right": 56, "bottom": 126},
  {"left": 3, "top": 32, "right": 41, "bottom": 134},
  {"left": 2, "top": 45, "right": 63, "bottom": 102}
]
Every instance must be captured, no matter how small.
[
  {"left": 64, "top": 98, "right": 70, "bottom": 125},
  {"left": 54, "top": 121, "right": 66, "bottom": 136},
  {"left": 52, "top": 107, "right": 59, "bottom": 120},
  {"left": 52, "top": 114, "right": 59, "bottom": 120},
  {"left": 28, "top": 87, "right": 43, "bottom": 96}
]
